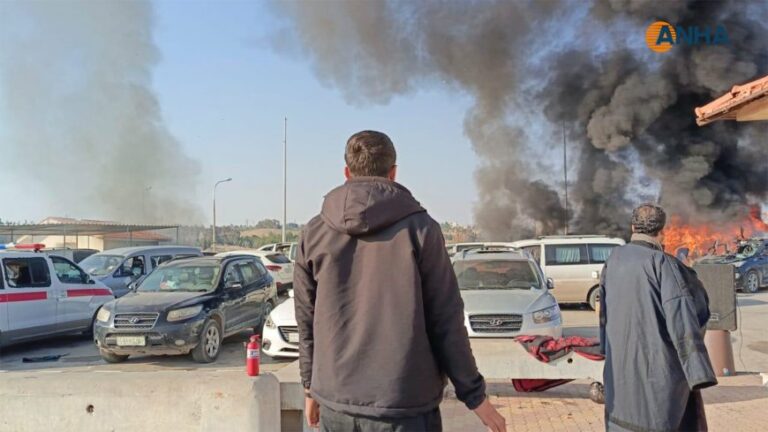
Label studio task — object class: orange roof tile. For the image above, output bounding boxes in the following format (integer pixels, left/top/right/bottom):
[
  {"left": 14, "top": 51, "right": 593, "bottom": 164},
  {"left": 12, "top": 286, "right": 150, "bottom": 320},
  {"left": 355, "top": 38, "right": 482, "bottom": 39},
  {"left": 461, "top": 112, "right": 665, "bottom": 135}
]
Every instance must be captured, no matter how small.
[{"left": 695, "top": 74, "right": 768, "bottom": 126}]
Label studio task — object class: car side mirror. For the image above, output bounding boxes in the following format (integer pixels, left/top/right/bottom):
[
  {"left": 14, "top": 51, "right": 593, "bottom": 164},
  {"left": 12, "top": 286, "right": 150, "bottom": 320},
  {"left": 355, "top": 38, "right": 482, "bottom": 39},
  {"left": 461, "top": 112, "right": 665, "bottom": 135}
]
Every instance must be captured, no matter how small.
[
  {"left": 87, "top": 277, "right": 96, "bottom": 285},
  {"left": 288, "top": 289, "right": 294, "bottom": 298},
  {"left": 546, "top": 278, "right": 555, "bottom": 290},
  {"left": 128, "top": 281, "right": 138, "bottom": 291},
  {"left": 226, "top": 281, "right": 243, "bottom": 290}
]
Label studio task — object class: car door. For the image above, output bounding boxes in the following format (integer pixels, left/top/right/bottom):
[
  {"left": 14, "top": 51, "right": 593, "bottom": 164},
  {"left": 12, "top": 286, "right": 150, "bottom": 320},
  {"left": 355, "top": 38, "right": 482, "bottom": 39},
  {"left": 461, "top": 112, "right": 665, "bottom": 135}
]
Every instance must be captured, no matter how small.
[
  {"left": 50, "top": 255, "right": 109, "bottom": 331},
  {"left": 543, "top": 244, "right": 590, "bottom": 302},
  {"left": 220, "top": 261, "right": 247, "bottom": 331},
  {"left": 110, "top": 255, "right": 147, "bottom": 297},
  {"left": 235, "top": 260, "right": 266, "bottom": 327},
  {"left": 1, "top": 256, "right": 59, "bottom": 342}
]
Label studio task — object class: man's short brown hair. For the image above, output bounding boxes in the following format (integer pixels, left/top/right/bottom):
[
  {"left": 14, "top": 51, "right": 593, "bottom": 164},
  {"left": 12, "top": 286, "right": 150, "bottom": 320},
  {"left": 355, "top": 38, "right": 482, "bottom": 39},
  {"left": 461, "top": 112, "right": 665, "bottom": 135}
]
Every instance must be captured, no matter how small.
[
  {"left": 631, "top": 203, "right": 666, "bottom": 235},
  {"left": 344, "top": 130, "right": 397, "bottom": 178}
]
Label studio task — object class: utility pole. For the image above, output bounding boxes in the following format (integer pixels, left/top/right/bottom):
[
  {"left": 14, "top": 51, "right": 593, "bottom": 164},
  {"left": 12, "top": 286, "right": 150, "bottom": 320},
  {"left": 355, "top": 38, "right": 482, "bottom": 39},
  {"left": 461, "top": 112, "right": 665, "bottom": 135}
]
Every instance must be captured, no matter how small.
[
  {"left": 563, "top": 121, "right": 569, "bottom": 235},
  {"left": 212, "top": 178, "right": 232, "bottom": 251},
  {"left": 282, "top": 117, "right": 287, "bottom": 243}
]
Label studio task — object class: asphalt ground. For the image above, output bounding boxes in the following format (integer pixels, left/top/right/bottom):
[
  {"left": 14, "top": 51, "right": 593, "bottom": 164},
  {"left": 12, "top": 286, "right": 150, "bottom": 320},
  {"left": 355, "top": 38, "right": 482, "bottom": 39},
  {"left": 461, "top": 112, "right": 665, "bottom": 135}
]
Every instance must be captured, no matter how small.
[{"left": 2, "top": 292, "right": 766, "bottom": 375}]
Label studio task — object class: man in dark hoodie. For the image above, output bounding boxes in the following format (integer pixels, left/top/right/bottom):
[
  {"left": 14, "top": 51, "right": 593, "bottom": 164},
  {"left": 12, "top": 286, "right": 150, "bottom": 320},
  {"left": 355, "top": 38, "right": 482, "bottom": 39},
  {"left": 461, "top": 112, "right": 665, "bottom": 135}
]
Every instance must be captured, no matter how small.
[
  {"left": 599, "top": 203, "right": 717, "bottom": 431},
  {"left": 294, "top": 131, "right": 506, "bottom": 432}
]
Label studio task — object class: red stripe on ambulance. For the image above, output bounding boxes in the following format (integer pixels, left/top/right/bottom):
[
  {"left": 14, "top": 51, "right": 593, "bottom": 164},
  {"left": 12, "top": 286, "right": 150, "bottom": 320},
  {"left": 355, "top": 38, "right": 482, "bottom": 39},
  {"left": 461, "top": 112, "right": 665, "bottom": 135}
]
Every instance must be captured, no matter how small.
[
  {"left": 0, "top": 292, "right": 48, "bottom": 303},
  {"left": 66, "top": 288, "right": 112, "bottom": 297}
]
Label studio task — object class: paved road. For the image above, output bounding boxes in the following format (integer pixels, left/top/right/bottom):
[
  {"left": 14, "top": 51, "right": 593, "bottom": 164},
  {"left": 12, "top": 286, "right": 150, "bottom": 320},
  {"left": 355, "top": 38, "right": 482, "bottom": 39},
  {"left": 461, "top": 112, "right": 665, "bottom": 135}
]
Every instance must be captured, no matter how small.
[{"left": 2, "top": 293, "right": 765, "bottom": 374}]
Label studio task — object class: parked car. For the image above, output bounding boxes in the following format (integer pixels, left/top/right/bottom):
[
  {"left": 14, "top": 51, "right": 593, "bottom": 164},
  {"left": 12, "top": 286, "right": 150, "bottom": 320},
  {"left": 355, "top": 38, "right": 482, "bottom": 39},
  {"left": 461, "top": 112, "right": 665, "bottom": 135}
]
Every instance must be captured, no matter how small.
[
  {"left": 93, "top": 255, "right": 278, "bottom": 363},
  {"left": 79, "top": 246, "right": 202, "bottom": 298},
  {"left": 258, "top": 242, "right": 297, "bottom": 262},
  {"left": 446, "top": 242, "right": 515, "bottom": 257},
  {"left": 262, "top": 291, "right": 299, "bottom": 358},
  {"left": 0, "top": 250, "right": 114, "bottom": 348},
  {"left": 509, "top": 235, "right": 625, "bottom": 309},
  {"left": 452, "top": 247, "right": 562, "bottom": 338},
  {"left": 697, "top": 238, "right": 768, "bottom": 293},
  {"left": 216, "top": 250, "right": 294, "bottom": 295},
  {"left": 44, "top": 248, "right": 99, "bottom": 263}
]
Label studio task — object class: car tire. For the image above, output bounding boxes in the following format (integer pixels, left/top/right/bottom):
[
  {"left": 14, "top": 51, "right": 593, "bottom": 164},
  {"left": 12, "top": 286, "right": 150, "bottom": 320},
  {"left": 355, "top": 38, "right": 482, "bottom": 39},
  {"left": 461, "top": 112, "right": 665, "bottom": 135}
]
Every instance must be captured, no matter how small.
[
  {"left": 192, "top": 319, "right": 222, "bottom": 363},
  {"left": 745, "top": 270, "right": 760, "bottom": 294},
  {"left": 99, "top": 349, "right": 129, "bottom": 363},
  {"left": 82, "top": 310, "right": 99, "bottom": 337},
  {"left": 587, "top": 287, "right": 600, "bottom": 311},
  {"left": 255, "top": 301, "right": 275, "bottom": 336}
]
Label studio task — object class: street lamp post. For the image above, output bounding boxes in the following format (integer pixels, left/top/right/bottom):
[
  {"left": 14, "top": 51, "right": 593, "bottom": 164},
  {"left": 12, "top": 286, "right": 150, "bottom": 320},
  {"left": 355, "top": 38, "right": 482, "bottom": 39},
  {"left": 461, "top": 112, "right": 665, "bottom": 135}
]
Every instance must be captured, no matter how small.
[{"left": 212, "top": 178, "right": 233, "bottom": 251}]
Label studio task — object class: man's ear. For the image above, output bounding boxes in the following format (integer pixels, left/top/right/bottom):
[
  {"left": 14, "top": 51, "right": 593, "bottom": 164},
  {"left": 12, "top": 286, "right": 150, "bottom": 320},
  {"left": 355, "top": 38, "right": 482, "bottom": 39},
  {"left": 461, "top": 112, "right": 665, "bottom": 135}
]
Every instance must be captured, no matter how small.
[
  {"left": 344, "top": 166, "right": 352, "bottom": 180},
  {"left": 388, "top": 165, "right": 397, "bottom": 181}
]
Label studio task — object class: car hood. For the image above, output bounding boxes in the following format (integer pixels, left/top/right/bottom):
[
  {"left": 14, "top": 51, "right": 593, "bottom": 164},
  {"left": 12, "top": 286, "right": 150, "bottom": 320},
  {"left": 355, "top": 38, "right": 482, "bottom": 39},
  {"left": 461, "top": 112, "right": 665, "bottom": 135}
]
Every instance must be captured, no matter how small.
[
  {"left": 270, "top": 298, "right": 296, "bottom": 325},
  {"left": 109, "top": 291, "right": 213, "bottom": 313},
  {"left": 460, "top": 289, "right": 554, "bottom": 314}
]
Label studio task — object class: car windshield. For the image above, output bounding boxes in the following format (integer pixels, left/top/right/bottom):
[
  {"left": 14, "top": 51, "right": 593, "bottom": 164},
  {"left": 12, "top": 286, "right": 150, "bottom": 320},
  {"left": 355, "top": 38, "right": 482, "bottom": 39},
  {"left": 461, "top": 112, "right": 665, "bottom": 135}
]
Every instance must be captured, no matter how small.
[
  {"left": 138, "top": 264, "right": 221, "bottom": 292},
  {"left": 454, "top": 260, "right": 541, "bottom": 290},
  {"left": 79, "top": 254, "right": 123, "bottom": 276}
]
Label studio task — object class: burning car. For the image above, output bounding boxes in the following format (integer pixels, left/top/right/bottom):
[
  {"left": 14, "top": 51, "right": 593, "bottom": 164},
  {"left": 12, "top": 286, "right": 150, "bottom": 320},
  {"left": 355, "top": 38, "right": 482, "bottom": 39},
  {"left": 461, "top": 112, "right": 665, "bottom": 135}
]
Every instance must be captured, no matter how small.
[{"left": 697, "top": 238, "right": 768, "bottom": 293}]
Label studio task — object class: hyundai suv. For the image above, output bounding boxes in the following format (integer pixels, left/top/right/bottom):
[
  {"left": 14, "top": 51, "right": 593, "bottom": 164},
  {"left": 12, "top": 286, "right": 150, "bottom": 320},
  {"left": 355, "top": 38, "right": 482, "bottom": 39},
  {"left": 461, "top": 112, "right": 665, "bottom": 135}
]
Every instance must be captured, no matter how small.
[
  {"left": 93, "top": 255, "right": 277, "bottom": 363},
  {"left": 452, "top": 247, "right": 562, "bottom": 338}
]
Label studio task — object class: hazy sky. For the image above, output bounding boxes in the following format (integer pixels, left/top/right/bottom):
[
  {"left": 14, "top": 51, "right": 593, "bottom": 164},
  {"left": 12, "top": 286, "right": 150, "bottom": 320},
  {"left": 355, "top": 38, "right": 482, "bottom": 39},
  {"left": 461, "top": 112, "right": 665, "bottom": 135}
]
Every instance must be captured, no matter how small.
[{"left": 0, "top": 1, "right": 481, "bottom": 226}]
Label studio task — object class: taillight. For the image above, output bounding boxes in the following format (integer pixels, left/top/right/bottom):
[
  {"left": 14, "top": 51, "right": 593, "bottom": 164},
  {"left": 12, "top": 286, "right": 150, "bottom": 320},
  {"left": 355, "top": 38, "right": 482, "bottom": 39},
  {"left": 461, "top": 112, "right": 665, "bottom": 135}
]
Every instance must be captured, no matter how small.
[{"left": 266, "top": 265, "right": 282, "bottom": 271}]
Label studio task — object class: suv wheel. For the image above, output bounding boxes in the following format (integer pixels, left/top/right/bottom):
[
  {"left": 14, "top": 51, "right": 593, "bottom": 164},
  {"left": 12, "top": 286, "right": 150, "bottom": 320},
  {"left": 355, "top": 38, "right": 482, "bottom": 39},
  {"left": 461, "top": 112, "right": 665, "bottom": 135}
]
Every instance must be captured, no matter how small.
[
  {"left": 587, "top": 287, "right": 600, "bottom": 311},
  {"left": 99, "top": 349, "right": 129, "bottom": 363},
  {"left": 255, "top": 301, "right": 274, "bottom": 336},
  {"left": 192, "top": 319, "right": 222, "bottom": 363},
  {"left": 745, "top": 270, "right": 760, "bottom": 294}
]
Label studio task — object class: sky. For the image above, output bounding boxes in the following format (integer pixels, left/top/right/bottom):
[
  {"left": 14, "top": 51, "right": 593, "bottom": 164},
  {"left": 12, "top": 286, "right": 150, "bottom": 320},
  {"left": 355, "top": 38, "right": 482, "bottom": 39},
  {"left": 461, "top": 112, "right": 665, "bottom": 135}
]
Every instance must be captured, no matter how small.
[{"left": 0, "top": 1, "right": 481, "bottom": 226}]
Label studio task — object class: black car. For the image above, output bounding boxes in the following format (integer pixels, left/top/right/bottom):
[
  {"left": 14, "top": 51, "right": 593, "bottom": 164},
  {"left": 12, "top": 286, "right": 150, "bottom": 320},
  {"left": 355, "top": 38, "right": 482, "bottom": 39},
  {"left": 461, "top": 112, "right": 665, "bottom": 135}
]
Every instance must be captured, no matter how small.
[{"left": 93, "top": 255, "right": 277, "bottom": 363}]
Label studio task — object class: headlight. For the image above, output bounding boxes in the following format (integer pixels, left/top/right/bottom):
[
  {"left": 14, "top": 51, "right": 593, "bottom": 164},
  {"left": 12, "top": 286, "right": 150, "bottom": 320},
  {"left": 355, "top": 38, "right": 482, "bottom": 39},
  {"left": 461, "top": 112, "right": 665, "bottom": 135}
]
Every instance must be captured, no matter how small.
[
  {"left": 96, "top": 308, "right": 111, "bottom": 323},
  {"left": 265, "top": 316, "right": 276, "bottom": 329},
  {"left": 532, "top": 305, "right": 560, "bottom": 324},
  {"left": 167, "top": 305, "right": 203, "bottom": 322},
  {"left": 735, "top": 272, "right": 741, "bottom": 280}
]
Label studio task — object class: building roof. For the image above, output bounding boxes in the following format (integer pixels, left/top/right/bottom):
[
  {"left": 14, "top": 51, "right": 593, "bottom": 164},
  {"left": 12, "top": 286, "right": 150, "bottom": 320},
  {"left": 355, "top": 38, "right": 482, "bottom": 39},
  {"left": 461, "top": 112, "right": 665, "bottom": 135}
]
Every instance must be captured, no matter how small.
[
  {"left": 695, "top": 74, "right": 768, "bottom": 126},
  {"left": 0, "top": 216, "right": 178, "bottom": 237}
]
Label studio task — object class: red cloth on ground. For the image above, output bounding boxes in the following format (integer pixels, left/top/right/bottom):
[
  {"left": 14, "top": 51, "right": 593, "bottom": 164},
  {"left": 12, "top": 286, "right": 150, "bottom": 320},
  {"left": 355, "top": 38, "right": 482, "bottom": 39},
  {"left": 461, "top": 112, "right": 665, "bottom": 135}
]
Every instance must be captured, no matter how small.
[{"left": 511, "top": 335, "right": 604, "bottom": 393}]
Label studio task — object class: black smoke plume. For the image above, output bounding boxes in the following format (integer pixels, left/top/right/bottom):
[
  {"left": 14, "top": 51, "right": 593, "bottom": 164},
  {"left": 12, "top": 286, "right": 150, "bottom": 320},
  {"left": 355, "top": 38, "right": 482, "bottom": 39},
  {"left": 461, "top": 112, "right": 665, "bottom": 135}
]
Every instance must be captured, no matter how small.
[{"left": 271, "top": 0, "right": 768, "bottom": 238}]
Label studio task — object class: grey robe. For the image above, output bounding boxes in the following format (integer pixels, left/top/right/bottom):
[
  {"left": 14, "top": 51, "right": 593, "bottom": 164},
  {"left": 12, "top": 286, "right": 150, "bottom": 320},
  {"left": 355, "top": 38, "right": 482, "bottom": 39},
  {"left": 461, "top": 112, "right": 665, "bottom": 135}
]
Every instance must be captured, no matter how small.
[{"left": 599, "top": 238, "right": 717, "bottom": 432}]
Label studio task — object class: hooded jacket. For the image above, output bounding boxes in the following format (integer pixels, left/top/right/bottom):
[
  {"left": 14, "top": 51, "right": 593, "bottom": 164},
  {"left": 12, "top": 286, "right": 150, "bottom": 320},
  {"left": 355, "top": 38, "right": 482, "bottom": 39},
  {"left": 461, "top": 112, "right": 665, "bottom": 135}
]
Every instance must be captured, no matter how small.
[{"left": 294, "top": 177, "right": 486, "bottom": 417}]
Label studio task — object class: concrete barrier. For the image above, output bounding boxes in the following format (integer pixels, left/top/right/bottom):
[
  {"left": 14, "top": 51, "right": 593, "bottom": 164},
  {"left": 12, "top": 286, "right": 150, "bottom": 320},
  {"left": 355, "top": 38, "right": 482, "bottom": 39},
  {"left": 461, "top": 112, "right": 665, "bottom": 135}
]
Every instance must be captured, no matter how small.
[{"left": 0, "top": 369, "right": 280, "bottom": 432}]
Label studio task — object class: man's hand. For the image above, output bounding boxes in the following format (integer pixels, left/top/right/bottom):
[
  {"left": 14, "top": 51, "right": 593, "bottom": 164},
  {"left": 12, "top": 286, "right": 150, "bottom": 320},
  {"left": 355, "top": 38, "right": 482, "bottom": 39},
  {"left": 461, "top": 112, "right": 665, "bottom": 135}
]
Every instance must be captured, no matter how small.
[
  {"left": 473, "top": 397, "right": 506, "bottom": 432},
  {"left": 305, "top": 396, "right": 320, "bottom": 428}
]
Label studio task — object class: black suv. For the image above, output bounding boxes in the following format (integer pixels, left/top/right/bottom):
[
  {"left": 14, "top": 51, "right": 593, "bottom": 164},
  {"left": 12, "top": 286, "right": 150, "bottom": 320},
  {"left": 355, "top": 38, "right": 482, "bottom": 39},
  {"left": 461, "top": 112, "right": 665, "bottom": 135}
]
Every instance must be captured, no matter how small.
[{"left": 93, "top": 255, "right": 277, "bottom": 363}]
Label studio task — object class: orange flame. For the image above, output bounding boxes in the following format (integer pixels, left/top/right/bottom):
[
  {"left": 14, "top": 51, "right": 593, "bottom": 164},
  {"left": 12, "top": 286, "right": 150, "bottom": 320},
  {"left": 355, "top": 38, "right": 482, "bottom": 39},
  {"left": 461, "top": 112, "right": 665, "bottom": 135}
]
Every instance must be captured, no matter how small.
[{"left": 663, "top": 206, "right": 768, "bottom": 259}]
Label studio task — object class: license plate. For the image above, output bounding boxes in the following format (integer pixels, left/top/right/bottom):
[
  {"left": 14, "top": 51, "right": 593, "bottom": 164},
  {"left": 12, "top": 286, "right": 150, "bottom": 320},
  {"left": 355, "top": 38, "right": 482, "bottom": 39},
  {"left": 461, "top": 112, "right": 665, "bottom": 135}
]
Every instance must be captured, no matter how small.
[
  {"left": 116, "top": 336, "right": 146, "bottom": 347},
  {"left": 287, "top": 333, "right": 300, "bottom": 343}
]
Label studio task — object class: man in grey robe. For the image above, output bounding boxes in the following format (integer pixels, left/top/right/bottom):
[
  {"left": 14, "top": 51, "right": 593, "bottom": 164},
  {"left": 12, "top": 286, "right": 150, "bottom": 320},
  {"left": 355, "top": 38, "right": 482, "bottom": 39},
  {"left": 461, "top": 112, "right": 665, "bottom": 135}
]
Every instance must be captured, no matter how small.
[{"left": 599, "top": 203, "right": 717, "bottom": 431}]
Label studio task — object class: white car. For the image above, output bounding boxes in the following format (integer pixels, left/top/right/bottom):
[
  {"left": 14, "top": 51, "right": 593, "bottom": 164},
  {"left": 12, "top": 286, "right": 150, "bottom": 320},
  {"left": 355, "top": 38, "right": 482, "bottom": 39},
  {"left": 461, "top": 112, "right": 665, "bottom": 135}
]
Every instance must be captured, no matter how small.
[
  {"left": 0, "top": 249, "right": 115, "bottom": 347},
  {"left": 262, "top": 294, "right": 299, "bottom": 358},
  {"left": 452, "top": 247, "right": 562, "bottom": 338},
  {"left": 215, "top": 250, "right": 294, "bottom": 295},
  {"left": 258, "top": 242, "right": 297, "bottom": 262}
]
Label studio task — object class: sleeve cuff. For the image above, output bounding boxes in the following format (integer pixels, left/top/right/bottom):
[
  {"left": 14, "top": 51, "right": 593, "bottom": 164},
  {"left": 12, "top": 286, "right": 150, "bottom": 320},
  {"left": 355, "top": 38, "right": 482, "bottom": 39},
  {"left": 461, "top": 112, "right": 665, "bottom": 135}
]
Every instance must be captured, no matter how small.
[{"left": 464, "top": 393, "right": 487, "bottom": 411}]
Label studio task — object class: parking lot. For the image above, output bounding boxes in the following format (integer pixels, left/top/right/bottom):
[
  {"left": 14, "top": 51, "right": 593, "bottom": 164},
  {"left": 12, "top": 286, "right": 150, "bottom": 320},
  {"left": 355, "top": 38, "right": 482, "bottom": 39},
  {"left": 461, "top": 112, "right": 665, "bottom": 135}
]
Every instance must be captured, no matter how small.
[{"left": 3, "top": 292, "right": 766, "bottom": 374}]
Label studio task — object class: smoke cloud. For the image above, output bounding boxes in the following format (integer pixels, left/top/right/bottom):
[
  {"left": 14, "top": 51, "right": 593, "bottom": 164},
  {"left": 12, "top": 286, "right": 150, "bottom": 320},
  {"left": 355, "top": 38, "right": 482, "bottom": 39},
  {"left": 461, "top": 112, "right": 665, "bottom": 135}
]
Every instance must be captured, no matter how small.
[
  {"left": 0, "top": 1, "right": 201, "bottom": 224},
  {"left": 273, "top": 0, "right": 768, "bottom": 237}
]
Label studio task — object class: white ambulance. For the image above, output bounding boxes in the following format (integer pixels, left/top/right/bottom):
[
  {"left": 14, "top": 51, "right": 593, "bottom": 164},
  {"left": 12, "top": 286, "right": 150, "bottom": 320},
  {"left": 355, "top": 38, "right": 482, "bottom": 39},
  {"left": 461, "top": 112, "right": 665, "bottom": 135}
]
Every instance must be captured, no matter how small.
[{"left": 0, "top": 244, "right": 114, "bottom": 347}]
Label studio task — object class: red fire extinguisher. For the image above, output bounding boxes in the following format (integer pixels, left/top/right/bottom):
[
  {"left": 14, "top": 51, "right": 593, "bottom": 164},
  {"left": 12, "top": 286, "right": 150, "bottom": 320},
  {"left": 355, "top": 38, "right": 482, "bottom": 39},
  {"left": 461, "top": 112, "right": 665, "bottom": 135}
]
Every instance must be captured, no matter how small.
[{"left": 246, "top": 334, "right": 260, "bottom": 376}]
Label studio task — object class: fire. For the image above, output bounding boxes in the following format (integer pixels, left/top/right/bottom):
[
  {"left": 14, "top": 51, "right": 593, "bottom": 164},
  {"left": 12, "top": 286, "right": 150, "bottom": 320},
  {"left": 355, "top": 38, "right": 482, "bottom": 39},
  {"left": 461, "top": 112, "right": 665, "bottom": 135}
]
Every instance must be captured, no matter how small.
[{"left": 663, "top": 206, "right": 768, "bottom": 259}]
